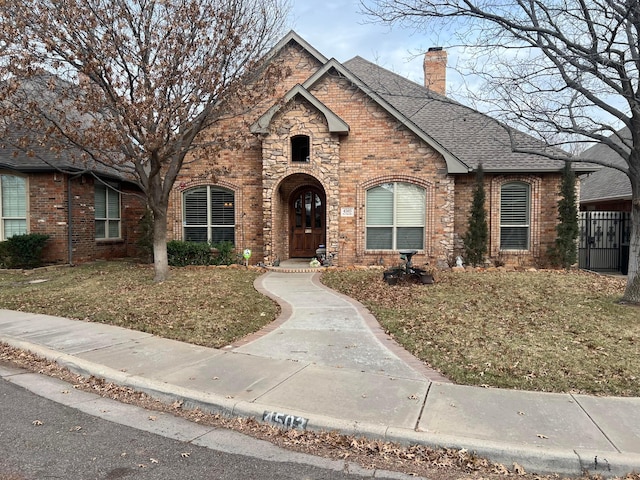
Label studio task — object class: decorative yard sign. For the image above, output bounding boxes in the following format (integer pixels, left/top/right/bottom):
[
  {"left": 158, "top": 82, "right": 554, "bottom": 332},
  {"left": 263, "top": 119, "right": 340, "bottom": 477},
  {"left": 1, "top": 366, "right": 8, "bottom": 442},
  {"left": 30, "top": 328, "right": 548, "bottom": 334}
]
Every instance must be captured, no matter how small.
[
  {"left": 341, "top": 207, "right": 354, "bottom": 217},
  {"left": 262, "top": 411, "right": 308, "bottom": 430},
  {"left": 243, "top": 248, "right": 251, "bottom": 267}
]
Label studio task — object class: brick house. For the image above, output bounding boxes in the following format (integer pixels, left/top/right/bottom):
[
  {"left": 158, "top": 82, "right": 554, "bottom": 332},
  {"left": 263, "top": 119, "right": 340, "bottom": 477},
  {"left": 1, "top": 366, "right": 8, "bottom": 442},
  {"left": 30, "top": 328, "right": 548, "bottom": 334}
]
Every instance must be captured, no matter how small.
[
  {"left": 578, "top": 128, "right": 632, "bottom": 273},
  {"left": 580, "top": 127, "right": 632, "bottom": 212},
  {"left": 0, "top": 138, "right": 146, "bottom": 265},
  {"left": 166, "top": 31, "right": 601, "bottom": 269},
  {"left": 166, "top": 31, "right": 595, "bottom": 268}
]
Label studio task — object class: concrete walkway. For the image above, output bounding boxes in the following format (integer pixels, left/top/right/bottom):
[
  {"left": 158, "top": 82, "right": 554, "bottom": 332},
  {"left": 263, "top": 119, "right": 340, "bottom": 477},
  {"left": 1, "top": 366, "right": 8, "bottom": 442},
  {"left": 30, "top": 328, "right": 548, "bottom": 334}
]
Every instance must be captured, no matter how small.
[{"left": 1, "top": 266, "right": 639, "bottom": 477}]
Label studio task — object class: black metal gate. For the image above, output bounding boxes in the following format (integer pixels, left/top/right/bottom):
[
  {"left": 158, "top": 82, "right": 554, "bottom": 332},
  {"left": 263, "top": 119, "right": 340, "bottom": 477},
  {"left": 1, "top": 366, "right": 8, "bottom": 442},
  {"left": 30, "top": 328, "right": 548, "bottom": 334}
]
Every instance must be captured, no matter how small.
[{"left": 579, "top": 211, "right": 631, "bottom": 274}]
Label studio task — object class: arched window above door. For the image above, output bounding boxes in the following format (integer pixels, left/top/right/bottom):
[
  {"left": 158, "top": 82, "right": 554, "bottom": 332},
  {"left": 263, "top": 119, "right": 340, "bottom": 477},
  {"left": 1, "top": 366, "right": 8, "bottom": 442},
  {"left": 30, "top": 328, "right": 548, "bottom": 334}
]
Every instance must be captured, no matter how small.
[{"left": 291, "top": 135, "right": 310, "bottom": 163}]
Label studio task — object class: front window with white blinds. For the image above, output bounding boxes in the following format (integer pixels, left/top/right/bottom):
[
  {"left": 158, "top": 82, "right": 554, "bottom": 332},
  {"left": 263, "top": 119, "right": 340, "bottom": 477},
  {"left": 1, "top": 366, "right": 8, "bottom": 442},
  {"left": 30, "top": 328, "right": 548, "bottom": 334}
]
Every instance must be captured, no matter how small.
[
  {"left": 0, "top": 174, "right": 27, "bottom": 240},
  {"left": 183, "top": 186, "right": 235, "bottom": 244},
  {"left": 366, "top": 182, "right": 425, "bottom": 250},
  {"left": 500, "top": 182, "right": 530, "bottom": 250},
  {"left": 95, "top": 183, "right": 121, "bottom": 240}
]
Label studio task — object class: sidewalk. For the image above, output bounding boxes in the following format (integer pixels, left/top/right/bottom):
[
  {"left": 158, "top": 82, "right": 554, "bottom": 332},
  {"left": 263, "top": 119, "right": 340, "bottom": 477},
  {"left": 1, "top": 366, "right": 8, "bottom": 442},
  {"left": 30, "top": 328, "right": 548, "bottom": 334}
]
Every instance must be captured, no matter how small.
[{"left": 1, "top": 266, "right": 639, "bottom": 477}]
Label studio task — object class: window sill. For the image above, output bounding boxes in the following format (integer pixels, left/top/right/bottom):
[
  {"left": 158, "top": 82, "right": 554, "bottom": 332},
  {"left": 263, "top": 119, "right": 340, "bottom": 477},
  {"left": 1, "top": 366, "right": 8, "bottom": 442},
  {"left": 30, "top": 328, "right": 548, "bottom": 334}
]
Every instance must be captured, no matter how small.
[{"left": 96, "top": 238, "right": 123, "bottom": 244}]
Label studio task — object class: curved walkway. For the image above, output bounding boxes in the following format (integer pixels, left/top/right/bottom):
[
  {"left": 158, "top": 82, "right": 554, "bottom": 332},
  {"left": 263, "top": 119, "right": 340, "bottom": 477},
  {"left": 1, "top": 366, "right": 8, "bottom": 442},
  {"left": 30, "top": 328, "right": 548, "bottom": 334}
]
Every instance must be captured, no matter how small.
[{"left": 0, "top": 268, "right": 639, "bottom": 477}]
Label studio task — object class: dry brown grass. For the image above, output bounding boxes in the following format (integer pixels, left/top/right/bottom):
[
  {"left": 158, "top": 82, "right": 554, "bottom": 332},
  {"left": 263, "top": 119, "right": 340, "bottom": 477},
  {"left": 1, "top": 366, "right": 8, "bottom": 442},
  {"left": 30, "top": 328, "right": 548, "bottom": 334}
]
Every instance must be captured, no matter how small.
[
  {"left": 1, "top": 262, "right": 638, "bottom": 396},
  {"left": 0, "top": 261, "right": 278, "bottom": 348},
  {"left": 321, "top": 268, "right": 639, "bottom": 396}
]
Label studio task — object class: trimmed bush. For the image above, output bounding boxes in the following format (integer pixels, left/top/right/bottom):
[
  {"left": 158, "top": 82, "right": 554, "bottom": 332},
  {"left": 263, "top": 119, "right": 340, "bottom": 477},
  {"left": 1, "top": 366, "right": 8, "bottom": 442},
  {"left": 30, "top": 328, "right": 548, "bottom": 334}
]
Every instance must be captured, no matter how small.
[
  {"left": 211, "top": 241, "right": 236, "bottom": 266},
  {"left": 167, "top": 240, "right": 213, "bottom": 267},
  {"left": 167, "top": 240, "right": 238, "bottom": 267},
  {"left": 0, "top": 233, "right": 50, "bottom": 269}
]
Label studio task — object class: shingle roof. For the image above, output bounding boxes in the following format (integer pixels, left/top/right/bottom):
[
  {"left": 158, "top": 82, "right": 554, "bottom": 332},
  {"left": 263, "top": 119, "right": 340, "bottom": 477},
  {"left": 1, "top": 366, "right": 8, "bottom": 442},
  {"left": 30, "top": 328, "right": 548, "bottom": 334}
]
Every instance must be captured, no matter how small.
[
  {"left": 0, "top": 128, "right": 134, "bottom": 182},
  {"left": 342, "top": 55, "right": 593, "bottom": 174},
  {"left": 579, "top": 128, "right": 631, "bottom": 203},
  {"left": 0, "top": 76, "right": 136, "bottom": 183}
]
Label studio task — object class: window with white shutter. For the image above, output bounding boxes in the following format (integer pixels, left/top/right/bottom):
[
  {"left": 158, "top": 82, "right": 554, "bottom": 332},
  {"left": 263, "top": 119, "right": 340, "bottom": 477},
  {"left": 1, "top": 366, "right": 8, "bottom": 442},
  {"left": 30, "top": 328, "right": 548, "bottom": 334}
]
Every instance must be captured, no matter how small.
[
  {"left": 366, "top": 182, "right": 425, "bottom": 250},
  {"left": 500, "top": 182, "right": 530, "bottom": 250},
  {"left": 0, "top": 174, "right": 27, "bottom": 240},
  {"left": 183, "top": 186, "right": 235, "bottom": 244}
]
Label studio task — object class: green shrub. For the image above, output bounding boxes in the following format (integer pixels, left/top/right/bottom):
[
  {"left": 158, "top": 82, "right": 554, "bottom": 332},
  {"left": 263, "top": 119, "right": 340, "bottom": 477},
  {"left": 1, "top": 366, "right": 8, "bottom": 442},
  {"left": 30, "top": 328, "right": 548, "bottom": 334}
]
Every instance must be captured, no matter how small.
[
  {"left": 211, "top": 241, "right": 236, "bottom": 266},
  {"left": 0, "top": 233, "right": 50, "bottom": 269},
  {"left": 166, "top": 240, "right": 238, "bottom": 267},
  {"left": 0, "top": 241, "right": 9, "bottom": 268},
  {"left": 463, "top": 164, "right": 488, "bottom": 266},
  {"left": 167, "top": 240, "right": 213, "bottom": 267}
]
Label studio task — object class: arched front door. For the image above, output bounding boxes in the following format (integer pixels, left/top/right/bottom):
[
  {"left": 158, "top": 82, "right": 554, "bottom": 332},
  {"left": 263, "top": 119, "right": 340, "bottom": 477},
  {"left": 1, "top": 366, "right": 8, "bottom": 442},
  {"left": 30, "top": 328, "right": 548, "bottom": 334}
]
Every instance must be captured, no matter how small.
[{"left": 290, "top": 187, "right": 326, "bottom": 257}]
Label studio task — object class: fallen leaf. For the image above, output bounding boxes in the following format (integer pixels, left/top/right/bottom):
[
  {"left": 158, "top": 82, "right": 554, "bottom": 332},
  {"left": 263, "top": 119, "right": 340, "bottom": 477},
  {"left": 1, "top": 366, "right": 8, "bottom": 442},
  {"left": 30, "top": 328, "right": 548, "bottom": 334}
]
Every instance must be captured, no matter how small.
[
  {"left": 537, "top": 433, "right": 548, "bottom": 439},
  {"left": 408, "top": 394, "right": 419, "bottom": 400},
  {"left": 493, "top": 463, "right": 509, "bottom": 474},
  {"left": 181, "top": 452, "right": 190, "bottom": 458},
  {"left": 69, "top": 426, "right": 82, "bottom": 432},
  {"left": 513, "top": 462, "right": 526, "bottom": 474},
  {"left": 148, "top": 416, "right": 157, "bottom": 421},
  {"left": 150, "top": 458, "right": 158, "bottom": 464},
  {"left": 32, "top": 420, "right": 43, "bottom": 426}
]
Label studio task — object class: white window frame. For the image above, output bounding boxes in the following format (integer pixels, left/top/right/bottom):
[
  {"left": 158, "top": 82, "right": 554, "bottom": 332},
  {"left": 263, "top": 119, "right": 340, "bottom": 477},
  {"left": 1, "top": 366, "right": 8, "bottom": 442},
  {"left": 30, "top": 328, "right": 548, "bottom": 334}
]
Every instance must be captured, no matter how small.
[
  {"left": 0, "top": 174, "right": 28, "bottom": 241},
  {"left": 95, "top": 182, "right": 121, "bottom": 240},
  {"left": 365, "top": 182, "right": 425, "bottom": 251},
  {"left": 183, "top": 186, "right": 235, "bottom": 244},
  {"left": 500, "top": 182, "right": 530, "bottom": 251}
]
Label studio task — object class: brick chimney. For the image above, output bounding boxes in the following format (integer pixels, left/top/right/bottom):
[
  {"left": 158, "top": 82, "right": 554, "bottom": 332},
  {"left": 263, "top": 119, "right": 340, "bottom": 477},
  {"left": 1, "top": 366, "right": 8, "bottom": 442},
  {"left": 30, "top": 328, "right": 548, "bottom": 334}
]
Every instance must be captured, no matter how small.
[{"left": 424, "top": 47, "right": 447, "bottom": 95}]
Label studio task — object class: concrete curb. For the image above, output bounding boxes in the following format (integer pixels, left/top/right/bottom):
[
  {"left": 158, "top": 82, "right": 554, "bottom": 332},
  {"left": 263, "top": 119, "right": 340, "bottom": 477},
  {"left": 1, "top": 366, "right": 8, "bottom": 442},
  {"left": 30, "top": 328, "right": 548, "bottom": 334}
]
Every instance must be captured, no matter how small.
[{"left": 4, "top": 334, "right": 637, "bottom": 478}]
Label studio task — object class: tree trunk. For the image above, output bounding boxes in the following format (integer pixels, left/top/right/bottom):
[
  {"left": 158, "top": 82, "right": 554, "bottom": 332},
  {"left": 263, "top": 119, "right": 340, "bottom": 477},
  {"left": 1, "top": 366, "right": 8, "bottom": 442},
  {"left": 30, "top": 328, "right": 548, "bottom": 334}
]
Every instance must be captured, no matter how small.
[
  {"left": 623, "top": 193, "right": 640, "bottom": 303},
  {"left": 152, "top": 209, "right": 169, "bottom": 282}
]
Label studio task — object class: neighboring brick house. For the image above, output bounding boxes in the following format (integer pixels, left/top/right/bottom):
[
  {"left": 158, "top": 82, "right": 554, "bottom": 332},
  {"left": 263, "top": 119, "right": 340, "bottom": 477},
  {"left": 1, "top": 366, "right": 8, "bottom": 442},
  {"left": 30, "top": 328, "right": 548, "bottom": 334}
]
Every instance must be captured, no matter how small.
[
  {"left": 580, "top": 127, "right": 632, "bottom": 212},
  {"left": 0, "top": 137, "right": 146, "bottom": 265},
  {"left": 578, "top": 128, "right": 632, "bottom": 273},
  {"left": 166, "top": 31, "right": 595, "bottom": 268}
]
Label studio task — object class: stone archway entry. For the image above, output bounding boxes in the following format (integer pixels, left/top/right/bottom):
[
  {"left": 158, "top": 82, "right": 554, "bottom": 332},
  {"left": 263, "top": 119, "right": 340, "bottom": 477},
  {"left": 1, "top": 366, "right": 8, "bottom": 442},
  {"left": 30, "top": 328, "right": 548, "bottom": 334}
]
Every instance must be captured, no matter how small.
[{"left": 290, "top": 187, "right": 326, "bottom": 258}]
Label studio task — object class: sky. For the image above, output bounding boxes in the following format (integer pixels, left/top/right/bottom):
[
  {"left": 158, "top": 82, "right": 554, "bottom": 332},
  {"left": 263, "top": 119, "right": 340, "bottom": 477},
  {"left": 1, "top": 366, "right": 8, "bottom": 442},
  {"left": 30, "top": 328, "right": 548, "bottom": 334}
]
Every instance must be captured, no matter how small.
[{"left": 287, "top": 1, "right": 445, "bottom": 87}]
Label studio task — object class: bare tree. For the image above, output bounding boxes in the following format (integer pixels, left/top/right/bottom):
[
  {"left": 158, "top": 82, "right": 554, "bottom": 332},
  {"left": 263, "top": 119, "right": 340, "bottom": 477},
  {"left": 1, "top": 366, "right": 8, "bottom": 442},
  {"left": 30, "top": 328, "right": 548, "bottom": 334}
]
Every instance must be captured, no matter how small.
[
  {"left": 0, "top": 0, "right": 290, "bottom": 281},
  {"left": 363, "top": 0, "right": 640, "bottom": 303}
]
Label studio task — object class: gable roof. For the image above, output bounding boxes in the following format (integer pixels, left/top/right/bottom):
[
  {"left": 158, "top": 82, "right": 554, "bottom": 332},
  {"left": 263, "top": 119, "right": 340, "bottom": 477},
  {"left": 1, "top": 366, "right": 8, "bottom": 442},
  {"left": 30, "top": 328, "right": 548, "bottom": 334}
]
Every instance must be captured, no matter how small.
[
  {"left": 258, "top": 31, "right": 597, "bottom": 174},
  {"left": 251, "top": 84, "right": 349, "bottom": 135},
  {"left": 579, "top": 128, "right": 631, "bottom": 204},
  {"left": 263, "top": 30, "right": 328, "bottom": 66},
  {"left": 342, "top": 56, "right": 589, "bottom": 174},
  {"left": 302, "top": 58, "right": 470, "bottom": 173}
]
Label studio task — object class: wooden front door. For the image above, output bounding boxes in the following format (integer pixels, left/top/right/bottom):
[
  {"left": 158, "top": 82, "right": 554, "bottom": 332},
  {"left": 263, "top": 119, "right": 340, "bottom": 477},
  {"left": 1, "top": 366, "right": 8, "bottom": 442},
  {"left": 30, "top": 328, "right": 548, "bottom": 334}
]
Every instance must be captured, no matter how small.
[{"left": 290, "top": 188, "right": 325, "bottom": 257}]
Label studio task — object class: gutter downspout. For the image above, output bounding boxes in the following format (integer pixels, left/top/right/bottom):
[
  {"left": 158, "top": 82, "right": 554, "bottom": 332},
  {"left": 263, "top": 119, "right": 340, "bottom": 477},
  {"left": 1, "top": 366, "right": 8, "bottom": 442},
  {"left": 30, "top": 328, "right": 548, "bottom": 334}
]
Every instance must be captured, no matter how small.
[{"left": 67, "top": 172, "right": 84, "bottom": 265}]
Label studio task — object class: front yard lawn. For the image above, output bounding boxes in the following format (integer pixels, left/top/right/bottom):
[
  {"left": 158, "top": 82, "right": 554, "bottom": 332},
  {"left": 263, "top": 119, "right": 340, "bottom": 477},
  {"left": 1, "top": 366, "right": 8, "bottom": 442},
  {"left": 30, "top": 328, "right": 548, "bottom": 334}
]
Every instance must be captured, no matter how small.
[
  {"left": 0, "top": 262, "right": 278, "bottom": 349},
  {"left": 1, "top": 262, "right": 637, "bottom": 396},
  {"left": 322, "top": 268, "right": 638, "bottom": 397}
]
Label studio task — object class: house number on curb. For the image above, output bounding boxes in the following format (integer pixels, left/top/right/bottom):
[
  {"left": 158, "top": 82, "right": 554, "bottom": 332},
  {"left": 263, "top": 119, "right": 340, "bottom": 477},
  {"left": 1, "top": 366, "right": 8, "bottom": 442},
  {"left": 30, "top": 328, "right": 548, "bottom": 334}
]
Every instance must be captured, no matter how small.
[{"left": 262, "top": 411, "right": 308, "bottom": 430}]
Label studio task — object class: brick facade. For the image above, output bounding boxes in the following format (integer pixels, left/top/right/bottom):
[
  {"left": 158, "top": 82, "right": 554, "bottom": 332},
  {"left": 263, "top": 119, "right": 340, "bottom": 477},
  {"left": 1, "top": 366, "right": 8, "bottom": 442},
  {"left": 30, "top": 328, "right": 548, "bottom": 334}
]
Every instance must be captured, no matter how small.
[
  {"left": 11, "top": 171, "right": 146, "bottom": 265},
  {"left": 165, "top": 35, "right": 569, "bottom": 269}
]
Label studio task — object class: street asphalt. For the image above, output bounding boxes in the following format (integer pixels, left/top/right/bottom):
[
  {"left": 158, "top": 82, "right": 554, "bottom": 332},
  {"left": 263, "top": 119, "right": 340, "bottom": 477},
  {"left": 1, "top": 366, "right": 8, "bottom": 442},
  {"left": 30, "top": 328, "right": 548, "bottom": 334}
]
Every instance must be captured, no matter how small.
[{"left": 0, "top": 261, "right": 639, "bottom": 477}]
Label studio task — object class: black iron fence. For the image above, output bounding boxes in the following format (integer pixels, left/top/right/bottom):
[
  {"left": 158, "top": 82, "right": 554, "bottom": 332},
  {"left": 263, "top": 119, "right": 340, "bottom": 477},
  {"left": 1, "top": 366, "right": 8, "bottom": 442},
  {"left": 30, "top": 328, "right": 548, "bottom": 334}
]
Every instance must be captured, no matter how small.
[{"left": 579, "top": 211, "right": 631, "bottom": 274}]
